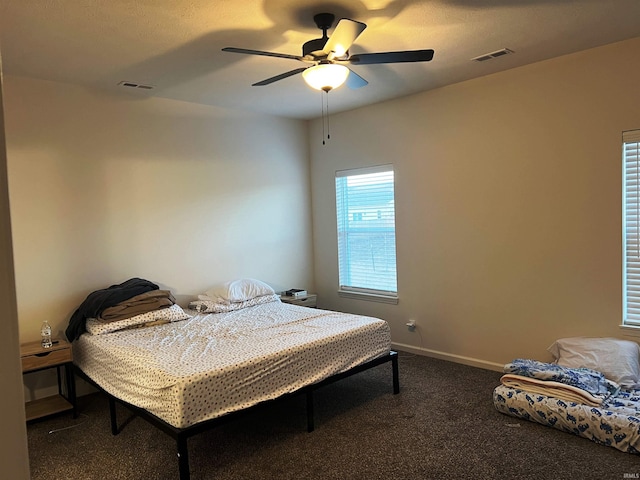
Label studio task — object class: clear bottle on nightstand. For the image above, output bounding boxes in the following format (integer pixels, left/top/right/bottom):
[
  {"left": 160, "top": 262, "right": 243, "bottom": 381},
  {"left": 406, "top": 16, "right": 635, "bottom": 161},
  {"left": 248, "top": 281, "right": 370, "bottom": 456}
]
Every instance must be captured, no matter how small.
[{"left": 41, "top": 321, "right": 52, "bottom": 348}]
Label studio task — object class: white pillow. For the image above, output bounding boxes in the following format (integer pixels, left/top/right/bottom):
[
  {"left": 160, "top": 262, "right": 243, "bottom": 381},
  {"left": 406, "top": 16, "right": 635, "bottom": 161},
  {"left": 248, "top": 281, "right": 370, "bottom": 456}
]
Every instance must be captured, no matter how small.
[
  {"left": 204, "top": 278, "right": 275, "bottom": 304},
  {"left": 547, "top": 337, "right": 640, "bottom": 388}
]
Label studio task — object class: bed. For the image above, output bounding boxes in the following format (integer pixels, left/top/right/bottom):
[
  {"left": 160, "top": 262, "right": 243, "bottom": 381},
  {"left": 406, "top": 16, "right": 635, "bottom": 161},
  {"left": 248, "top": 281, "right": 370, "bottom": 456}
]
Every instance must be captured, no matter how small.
[
  {"left": 493, "top": 338, "right": 640, "bottom": 455},
  {"left": 71, "top": 280, "right": 399, "bottom": 480}
]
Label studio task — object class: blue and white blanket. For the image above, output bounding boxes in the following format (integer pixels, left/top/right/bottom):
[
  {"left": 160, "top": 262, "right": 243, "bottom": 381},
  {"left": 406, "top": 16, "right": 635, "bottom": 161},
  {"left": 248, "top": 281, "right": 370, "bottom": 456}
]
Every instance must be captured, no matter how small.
[
  {"left": 494, "top": 358, "right": 640, "bottom": 455},
  {"left": 502, "top": 358, "right": 620, "bottom": 406}
]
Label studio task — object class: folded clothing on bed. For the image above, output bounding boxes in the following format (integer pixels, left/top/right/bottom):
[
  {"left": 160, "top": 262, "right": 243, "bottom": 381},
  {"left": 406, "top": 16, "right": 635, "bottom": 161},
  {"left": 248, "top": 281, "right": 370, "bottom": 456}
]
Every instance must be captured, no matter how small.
[{"left": 98, "top": 289, "right": 176, "bottom": 322}]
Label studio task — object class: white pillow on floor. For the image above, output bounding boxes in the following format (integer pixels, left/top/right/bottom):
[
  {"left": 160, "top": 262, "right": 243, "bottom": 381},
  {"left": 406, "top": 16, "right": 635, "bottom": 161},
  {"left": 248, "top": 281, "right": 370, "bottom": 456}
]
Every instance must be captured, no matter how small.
[{"left": 547, "top": 337, "right": 640, "bottom": 388}]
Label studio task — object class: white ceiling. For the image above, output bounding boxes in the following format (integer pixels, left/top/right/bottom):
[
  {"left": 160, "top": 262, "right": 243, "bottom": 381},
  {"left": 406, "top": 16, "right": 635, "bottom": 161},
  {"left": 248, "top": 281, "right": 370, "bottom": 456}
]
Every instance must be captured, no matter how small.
[{"left": 1, "top": 0, "right": 640, "bottom": 120}]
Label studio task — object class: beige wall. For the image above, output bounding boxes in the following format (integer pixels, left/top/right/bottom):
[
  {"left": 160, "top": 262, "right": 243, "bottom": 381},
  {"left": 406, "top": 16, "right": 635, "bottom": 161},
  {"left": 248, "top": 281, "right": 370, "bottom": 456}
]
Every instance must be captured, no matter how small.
[
  {"left": 4, "top": 76, "right": 313, "bottom": 397},
  {"left": 0, "top": 64, "right": 31, "bottom": 477},
  {"left": 310, "top": 37, "right": 640, "bottom": 370}
]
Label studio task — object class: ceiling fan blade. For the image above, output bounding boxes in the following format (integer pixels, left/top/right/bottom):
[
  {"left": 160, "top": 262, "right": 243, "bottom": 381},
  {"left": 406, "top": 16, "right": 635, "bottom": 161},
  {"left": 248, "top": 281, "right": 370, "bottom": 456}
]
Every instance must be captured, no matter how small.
[
  {"left": 252, "top": 67, "right": 308, "bottom": 86},
  {"left": 346, "top": 68, "right": 368, "bottom": 89},
  {"left": 222, "top": 47, "right": 303, "bottom": 62},
  {"left": 348, "top": 49, "right": 434, "bottom": 65},
  {"left": 323, "top": 19, "right": 367, "bottom": 58}
]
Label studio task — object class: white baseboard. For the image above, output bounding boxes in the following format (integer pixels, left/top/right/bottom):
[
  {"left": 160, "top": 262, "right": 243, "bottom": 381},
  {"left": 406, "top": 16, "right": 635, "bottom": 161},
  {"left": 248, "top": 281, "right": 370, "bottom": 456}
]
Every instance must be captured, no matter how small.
[{"left": 391, "top": 342, "right": 504, "bottom": 372}]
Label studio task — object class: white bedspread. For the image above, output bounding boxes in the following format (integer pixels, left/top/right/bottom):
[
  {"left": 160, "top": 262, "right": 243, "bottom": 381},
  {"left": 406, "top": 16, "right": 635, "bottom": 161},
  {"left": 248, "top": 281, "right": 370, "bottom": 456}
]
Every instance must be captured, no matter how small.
[{"left": 73, "top": 301, "right": 391, "bottom": 428}]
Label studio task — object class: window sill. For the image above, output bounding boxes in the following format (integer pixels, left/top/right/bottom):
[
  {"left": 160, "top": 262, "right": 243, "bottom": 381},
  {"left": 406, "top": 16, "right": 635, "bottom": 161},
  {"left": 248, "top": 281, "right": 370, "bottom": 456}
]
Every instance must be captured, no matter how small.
[
  {"left": 619, "top": 324, "right": 640, "bottom": 338},
  {"left": 338, "top": 290, "right": 398, "bottom": 304}
]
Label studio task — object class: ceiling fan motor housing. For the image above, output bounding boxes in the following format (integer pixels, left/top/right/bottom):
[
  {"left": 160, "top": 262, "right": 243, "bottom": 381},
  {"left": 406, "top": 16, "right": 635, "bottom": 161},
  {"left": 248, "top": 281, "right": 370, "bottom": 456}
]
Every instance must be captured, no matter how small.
[{"left": 313, "top": 13, "right": 335, "bottom": 31}]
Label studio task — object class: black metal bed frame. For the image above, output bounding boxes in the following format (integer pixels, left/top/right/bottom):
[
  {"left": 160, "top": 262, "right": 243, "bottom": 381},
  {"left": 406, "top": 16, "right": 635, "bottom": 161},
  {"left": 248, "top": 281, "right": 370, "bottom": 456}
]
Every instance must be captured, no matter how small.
[{"left": 76, "top": 350, "right": 399, "bottom": 480}]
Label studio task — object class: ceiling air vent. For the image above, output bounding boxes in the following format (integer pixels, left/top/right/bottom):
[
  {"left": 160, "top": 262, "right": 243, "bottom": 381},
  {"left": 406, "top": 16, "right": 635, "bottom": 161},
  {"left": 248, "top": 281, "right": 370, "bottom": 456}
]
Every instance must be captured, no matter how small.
[
  {"left": 117, "top": 81, "right": 154, "bottom": 90},
  {"left": 472, "top": 48, "right": 514, "bottom": 62}
]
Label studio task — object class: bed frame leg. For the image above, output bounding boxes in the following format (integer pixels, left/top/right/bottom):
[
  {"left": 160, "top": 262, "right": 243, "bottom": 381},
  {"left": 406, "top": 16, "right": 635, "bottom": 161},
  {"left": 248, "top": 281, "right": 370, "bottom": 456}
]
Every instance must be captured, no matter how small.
[
  {"left": 177, "top": 437, "right": 190, "bottom": 480},
  {"left": 306, "top": 390, "right": 315, "bottom": 432},
  {"left": 108, "top": 396, "right": 118, "bottom": 435},
  {"left": 391, "top": 351, "right": 400, "bottom": 394}
]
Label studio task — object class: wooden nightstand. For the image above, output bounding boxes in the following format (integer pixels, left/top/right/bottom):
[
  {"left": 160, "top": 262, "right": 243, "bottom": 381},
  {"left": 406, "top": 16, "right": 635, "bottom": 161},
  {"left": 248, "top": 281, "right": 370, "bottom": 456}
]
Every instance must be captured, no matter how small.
[
  {"left": 280, "top": 293, "right": 317, "bottom": 308},
  {"left": 21, "top": 338, "right": 77, "bottom": 421}
]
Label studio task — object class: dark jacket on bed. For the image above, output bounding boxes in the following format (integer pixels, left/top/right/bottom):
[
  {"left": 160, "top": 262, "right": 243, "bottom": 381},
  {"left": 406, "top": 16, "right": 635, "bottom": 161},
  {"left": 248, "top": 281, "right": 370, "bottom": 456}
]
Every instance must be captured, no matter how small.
[{"left": 65, "top": 277, "right": 159, "bottom": 341}]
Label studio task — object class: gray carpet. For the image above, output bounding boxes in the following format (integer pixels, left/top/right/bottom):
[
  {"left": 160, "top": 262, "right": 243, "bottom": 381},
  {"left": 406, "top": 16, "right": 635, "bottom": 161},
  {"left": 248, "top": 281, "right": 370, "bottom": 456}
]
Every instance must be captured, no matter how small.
[{"left": 28, "top": 352, "right": 640, "bottom": 479}]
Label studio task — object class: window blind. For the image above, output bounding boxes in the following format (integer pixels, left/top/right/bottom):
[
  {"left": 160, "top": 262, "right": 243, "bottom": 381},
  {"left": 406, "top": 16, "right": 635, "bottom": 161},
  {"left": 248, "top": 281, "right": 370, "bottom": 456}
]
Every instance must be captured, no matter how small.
[
  {"left": 335, "top": 165, "right": 397, "bottom": 298},
  {"left": 623, "top": 129, "right": 640, "bottom": 325}
]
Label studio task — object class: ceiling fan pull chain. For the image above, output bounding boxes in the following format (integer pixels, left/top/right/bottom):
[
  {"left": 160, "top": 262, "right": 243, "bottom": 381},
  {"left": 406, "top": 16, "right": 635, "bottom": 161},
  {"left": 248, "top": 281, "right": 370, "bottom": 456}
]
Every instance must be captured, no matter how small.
[
  {"left": 326, "top": 91, "right": 331, "bottom": 142},
  {"left": 321, "top": 91, "right": 326, "bottom": 145}
]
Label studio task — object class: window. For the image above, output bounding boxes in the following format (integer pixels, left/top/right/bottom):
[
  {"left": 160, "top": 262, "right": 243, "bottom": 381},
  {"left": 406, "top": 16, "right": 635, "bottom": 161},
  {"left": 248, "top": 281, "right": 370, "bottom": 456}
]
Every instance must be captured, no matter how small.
[
  {"left": 623, "top": 129, "right": 640, "bottom": 327},
  {"left": 335, "top": 165, "right": 398, "bottom": 303}
]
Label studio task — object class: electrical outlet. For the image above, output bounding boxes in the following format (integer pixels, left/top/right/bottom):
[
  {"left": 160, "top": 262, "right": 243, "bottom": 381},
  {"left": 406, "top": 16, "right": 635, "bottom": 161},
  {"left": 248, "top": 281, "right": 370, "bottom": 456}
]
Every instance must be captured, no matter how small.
[{"left": 406, "top": 319, "right": 416, "bottom": 331}]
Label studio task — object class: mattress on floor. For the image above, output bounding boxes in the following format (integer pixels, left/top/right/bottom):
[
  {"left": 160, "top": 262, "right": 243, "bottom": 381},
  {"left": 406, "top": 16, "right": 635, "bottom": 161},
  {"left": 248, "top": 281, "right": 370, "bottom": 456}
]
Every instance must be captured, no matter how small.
[
  {"left": 73, "top": 301, "right": 391, "bottom": 428},
  {"left": 493, "top": 384, "right": 640, "bottom": 454}
]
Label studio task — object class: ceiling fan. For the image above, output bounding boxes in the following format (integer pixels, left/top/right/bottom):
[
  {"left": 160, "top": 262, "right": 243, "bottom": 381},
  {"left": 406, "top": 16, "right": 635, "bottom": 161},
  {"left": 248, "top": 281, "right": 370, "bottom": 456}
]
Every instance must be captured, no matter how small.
[{"left": 222, "top": 13, "right": 434, "bottom": 92}]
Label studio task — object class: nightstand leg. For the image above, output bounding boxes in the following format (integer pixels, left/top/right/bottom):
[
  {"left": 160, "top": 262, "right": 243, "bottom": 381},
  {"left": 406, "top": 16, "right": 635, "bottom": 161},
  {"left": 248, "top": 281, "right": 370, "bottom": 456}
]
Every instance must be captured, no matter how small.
[
  {"left": 65, "top": 362, "right": 77, "bottom": 418},
  {"left": 56, "top": 365, "right": 63, "bottom": 395}
]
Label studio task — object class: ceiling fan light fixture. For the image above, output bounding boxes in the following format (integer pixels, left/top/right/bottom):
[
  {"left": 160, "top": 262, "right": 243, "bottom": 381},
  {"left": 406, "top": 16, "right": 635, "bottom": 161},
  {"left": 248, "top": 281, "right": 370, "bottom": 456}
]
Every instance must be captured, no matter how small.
[{"left": 302, "top": 63, "right": 349, "bottom": 92}]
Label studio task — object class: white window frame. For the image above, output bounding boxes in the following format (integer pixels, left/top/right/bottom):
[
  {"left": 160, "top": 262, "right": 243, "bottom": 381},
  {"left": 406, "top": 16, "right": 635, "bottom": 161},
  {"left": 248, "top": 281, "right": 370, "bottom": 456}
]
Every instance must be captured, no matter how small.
[
  {"left": 335, "top": 164, "right": 398, "bottom": 304},
  {"left": 622, "top": 129, "right": 640, "bottom": 332}
]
